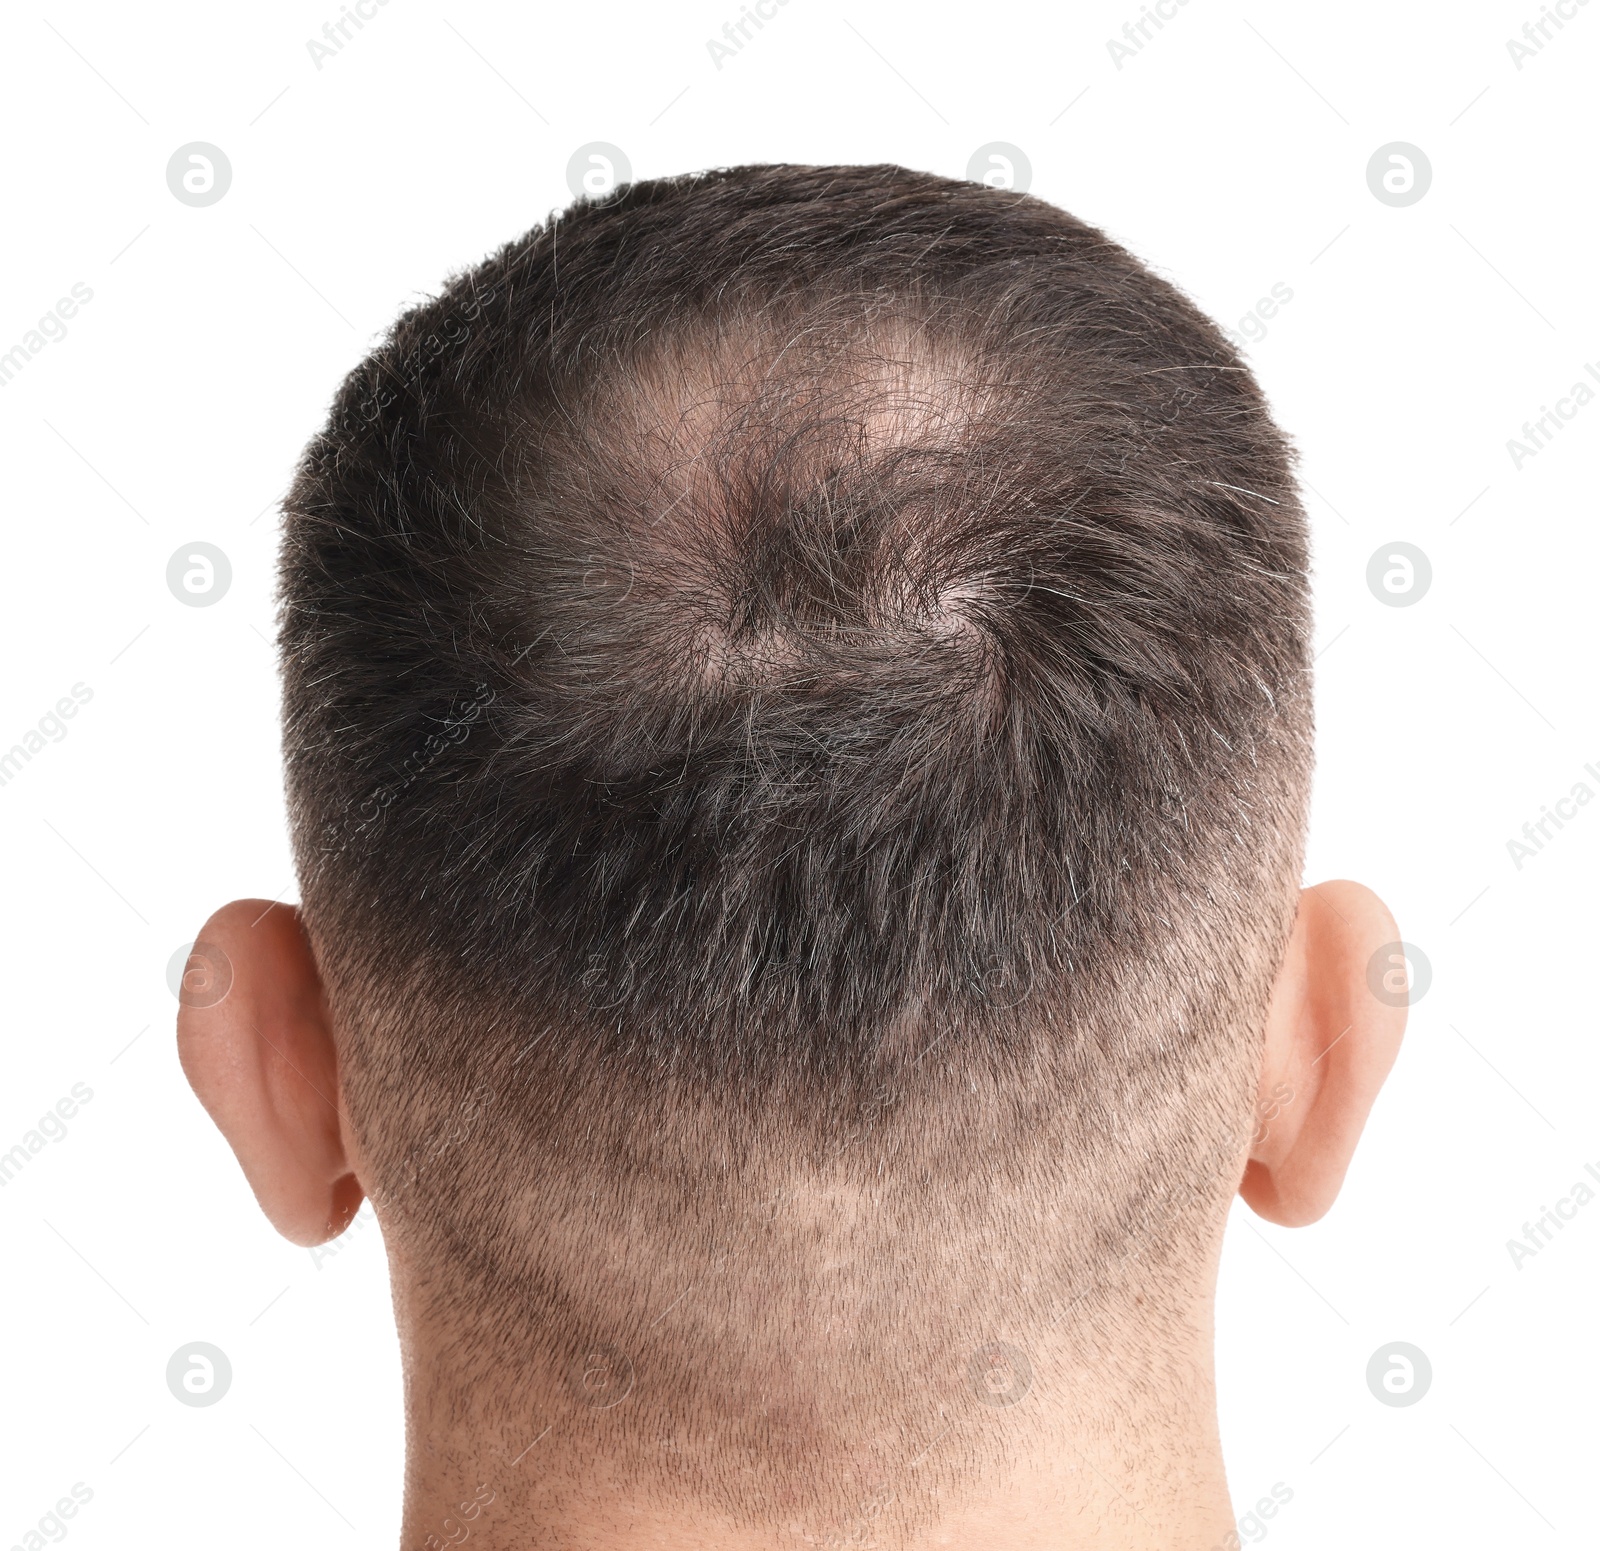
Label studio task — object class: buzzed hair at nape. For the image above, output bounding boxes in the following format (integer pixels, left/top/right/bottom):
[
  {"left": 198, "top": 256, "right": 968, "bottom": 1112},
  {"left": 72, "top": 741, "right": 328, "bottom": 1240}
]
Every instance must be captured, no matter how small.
[{"left": 279, "top": 163, "right": 1312, "bottom": 1531}]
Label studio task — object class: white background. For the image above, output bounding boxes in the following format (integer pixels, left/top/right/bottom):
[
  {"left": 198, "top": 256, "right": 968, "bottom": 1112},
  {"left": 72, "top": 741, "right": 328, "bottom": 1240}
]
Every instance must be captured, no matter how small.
[{"left": 1, "top": 1, "right": 1595, "bottom": 1546}]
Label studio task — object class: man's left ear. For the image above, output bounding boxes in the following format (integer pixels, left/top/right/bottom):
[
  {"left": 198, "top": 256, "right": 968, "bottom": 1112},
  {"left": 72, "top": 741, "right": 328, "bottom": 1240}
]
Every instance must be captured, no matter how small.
[{"left": 176, "top": 899, "right": 364, "bottom": 1245}]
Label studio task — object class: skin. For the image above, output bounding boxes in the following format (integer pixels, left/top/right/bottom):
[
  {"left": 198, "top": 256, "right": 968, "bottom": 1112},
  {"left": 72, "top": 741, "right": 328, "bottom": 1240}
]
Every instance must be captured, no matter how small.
[{"left": 177, "top": 879, "right": 1404, "bottom": 1550}]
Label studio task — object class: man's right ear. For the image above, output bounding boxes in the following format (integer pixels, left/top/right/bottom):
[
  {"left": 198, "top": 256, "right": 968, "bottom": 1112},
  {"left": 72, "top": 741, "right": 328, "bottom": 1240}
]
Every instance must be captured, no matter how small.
[{"left": 1239, "top": 880, "right": 1407, "bottom": 1228}]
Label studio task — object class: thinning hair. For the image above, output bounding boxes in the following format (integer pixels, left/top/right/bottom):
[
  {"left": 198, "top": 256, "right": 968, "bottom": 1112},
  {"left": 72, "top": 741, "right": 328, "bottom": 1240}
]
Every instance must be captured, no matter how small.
[{"left": 279, "top": 163, "right": 1311, "bottom": 1533}]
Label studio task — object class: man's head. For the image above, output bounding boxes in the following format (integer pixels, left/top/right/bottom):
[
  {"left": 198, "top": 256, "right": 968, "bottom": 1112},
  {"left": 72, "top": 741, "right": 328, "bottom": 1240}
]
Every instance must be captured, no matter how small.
[{"left": 179, "top": 164, "right": 1402, "bottom": 1541}]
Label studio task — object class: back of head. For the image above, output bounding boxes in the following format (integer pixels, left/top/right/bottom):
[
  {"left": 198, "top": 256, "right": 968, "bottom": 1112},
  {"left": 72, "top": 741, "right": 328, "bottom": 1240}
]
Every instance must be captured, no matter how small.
[{"left": 280, "top": 163, "right": 1310, "bottom": 1532}]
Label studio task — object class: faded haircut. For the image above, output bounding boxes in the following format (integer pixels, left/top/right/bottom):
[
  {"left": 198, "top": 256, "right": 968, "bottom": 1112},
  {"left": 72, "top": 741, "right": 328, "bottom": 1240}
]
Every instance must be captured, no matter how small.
[{"left": 279, "top": 163, "right": 1312, "bottom": 1526}]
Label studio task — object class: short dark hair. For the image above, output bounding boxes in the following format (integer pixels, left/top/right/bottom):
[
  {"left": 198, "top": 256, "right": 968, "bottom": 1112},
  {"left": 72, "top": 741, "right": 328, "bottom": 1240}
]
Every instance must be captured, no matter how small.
[{"left": 279, "top": 162, "right": 1311, "bottom": 1525}]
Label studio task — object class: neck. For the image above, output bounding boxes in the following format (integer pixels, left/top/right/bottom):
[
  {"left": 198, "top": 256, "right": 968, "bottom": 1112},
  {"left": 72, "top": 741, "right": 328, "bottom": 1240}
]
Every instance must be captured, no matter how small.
[{"left": 395, "top": 1326, "right": 1236, "bottom": 1549}]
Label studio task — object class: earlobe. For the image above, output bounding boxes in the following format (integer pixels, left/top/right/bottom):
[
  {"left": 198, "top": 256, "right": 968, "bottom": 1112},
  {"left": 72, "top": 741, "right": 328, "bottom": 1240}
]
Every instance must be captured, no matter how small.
[
  {"left": 176, "top": 900, "right": 365, "bottom": 1246},
  {"left": 1239, "top": 880, "right": 1406, "bottom": 1228}
]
